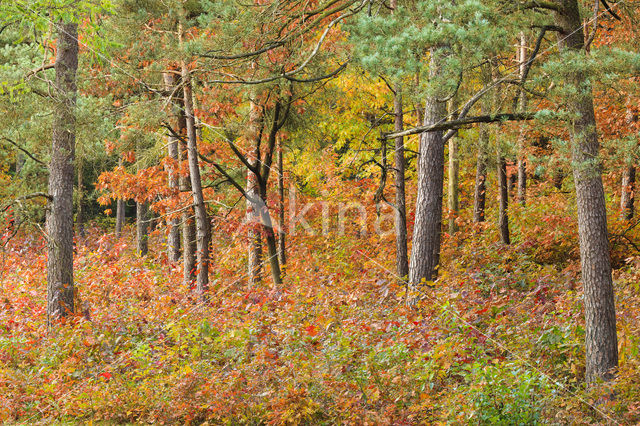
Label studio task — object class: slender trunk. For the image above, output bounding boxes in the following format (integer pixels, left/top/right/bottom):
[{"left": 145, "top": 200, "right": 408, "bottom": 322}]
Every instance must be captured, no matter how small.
[
  {"left": 115, "top": 158, "right": 126, "bottom": 237},
  {"left": 447, "top": 112, "right": 459, "bottom": 235},
  {"left": 15, "top": 152, "right": 25, "bottom": 175},
  {"left": 516, "top": 157, "right": 526, "bottom": 204},
  {"left": 258, "top": 185, "right": 283, "bottom": 289},
  {"left": 177, "top": 101, "right": 197, "bottom": 286},
  {"left": 247, "top": 97, "right": 263, "bottom": 286},
  {"left": 181, "top": 46, "right": 210, "bottom": 300},
  {"left": 408, "top": 52, "right": 446, "bottom": 294},
  {"left": 497, "top": 154, "right": 510, "bottom": 244},
  {"left": 508, "top": 168, "right": 517, "bottom": 194},
  {"left": 621, "top": 165, "right": 635, "bottom": 221},
  {"left": 115, "top": 199, "right": 125, "bottom": 236},
  {"left": 621, "top": 105, "right": 637, "bottom": 220},
  {"left": 135, "top": 136, "right": 149, "bottom": 257},
  {"left": 164, "top": 72, "right": 181, "bottom": 262},
  {"left": 13, "top": 153, "right": 24, "bottom": 227},
  {"left": 277, "top": 136, "right": 286, "bottom": 266},
  {"left": 393, "top": 87, "right": 409, "bottom": 280},
  {"left": 389, "top": 0, "right": 408, "bottom": 278},
  {"left": 47, "top": 21, "right": 78, "bottom": 326},
  {"left": 76, "top": 155, "right": 85, "bottom": 239},
  {"left": 516, "top": 32, "right": 527, "bottom": 205},
  {"left": 473, "top": 124, "right": 488, "bottom": 223},
  {"left": 474, "top": 70, "right": 491, "bottom": 224},
  {"left": 136, "top": 201, "right": 149, "bottom": 256},
  {"left": 553, "top": 169, "right": 565, "bottom": 190},
  {"left": 182, "top": 208, "right": 197, "bottom": 285},
  {"left": 554, "top": 0, "right": 618, "bottom": 383}
]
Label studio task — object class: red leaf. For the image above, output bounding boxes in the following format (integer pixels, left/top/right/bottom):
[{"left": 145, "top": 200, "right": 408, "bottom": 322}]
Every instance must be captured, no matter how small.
[
  {"left": 304, "top": 325, "right": 318, "bottom": 336},
  {"left": 99, "top": 372, "right": 112, "bottom": 380}
]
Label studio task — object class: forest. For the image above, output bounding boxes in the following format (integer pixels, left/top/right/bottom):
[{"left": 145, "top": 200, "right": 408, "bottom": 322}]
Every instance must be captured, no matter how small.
[{"left": 1, "top": 0, "right": 640, "bottom": 423}]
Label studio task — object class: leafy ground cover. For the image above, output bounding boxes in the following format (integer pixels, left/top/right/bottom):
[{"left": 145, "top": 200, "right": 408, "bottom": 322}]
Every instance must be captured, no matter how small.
[{"left": 1, "top": 184, "right": 639, "bottom": 424}]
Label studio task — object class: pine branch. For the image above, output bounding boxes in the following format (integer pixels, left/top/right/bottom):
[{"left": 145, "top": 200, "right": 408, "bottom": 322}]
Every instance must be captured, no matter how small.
[{"left": 383, "top": 113, "right": 536, "bottom": 140}]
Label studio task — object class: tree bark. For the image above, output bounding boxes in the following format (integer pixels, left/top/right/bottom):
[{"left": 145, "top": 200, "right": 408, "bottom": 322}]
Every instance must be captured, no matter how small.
[
  {"left": 15, "top": 152, "right": 25, "bottom": 175},
  {"left": 620, "top": 165, "right": 635, "bottom": 221},
  {"left": 554, "top": 0, "right": 618, "bottom": 383},
  {"left": 115, "top": 158, "right": 126, "bottom": 237},
  {"left": 408, "top": 52, "right": 446, "bottom": 295},
  {"left": 76, "top": 154, "right": 85, "bottom": 239},
  {"left": 497, "top": 154, "right": 510, "bottom": 244},
  {"left": 181, "top": 50, "right": 210, "bottom": 301},
  {"left": 247, "top": 97, "right": 263, "bottom": 287},
  {"left": 393, "top": 87, "right": 409, "bottom": 280},
  {"left": 553, "top": 169, "right": 565, "bottom": 190},
  {"left": 135, "top": 136, "right": 149, "bottom": 257},
  {"left": 473, "top": 123, "right": 488, "bottom": 223},
  {"left": 177, "top": 108, "right": 197, "bottom": 286},
  {"left": 516, "top": 156, "right": 526, "bottom": 204},
  {"left": 136, "top": 201, "right": 149, "bottom": 256},
  {"left": 115, "top": 200, "right": 125, "bottom": 236},
  {"left": 163, "top": 72, "right": 181, "bottom": 262},
  {"left": 277, "top": 136, "right": 287, "bottom": 267},
  {"left": 256, "top": 190, "right": 283, "bottom": 289},
  {"left": 621, "top": 105, "right": 637, "bottom": 220},
  {"left": 474, "top": 66, "right": 492, "bottom": 225},
  {"left": 47, "top": 21, "right": 78, "bottom": 327},
  {"left": 508, "top": 167, "right": 517, "bottom": 194},
  {"left": 447, "top": 97, "right": 459, "bottom": 235},
  {"left": 516, "top": 33, "right": 528, "bottom": 205},
  {"left": 389, "top": 0, "right": 408, "bottom": 281}
]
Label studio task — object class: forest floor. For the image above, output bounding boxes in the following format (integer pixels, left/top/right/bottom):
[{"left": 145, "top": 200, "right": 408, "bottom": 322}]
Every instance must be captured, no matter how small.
[{"left": 1, "top": 183, "right": 640, "bottom": 424}]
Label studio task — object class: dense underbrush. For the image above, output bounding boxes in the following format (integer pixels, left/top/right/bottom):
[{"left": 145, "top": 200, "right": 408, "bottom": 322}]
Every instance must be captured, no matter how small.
[{"left": 1, "top": 194, "right": 639, "bottom": 424}]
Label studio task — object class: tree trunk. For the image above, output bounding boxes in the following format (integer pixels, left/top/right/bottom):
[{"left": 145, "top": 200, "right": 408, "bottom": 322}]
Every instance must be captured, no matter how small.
[
  {"left": 408, "top": 53, "right": 446, "bottom": 294},
  {"left": 257, "top": 185, "right": 283, "bottom": 289},
  {"left": 474, "top": 70, "right": 491, "bottom": 224},
  {"left": 136, "top": 201, "right": 149, "bottom": 256},
  {"left": 621, "top": 165, "right": 635, "bottom": 221},
  {"left": 135, "top": 135, "right": 149, "bottom": 257},
  {"left": 182, "top": 208, "right": 197, "bottom": 285},
  {"left": 389, "top": 0, "right": 408, "bottom": 280},
  {"left": 553, "top": 169, "right": 565, "bottom": 190},
  {"left": 393, "top": 87, "right": 409, "bottom": 280},
  {"left": 115, "top": 158, "right": 126, "bottom": 237},
  {"left": 516, "top": 157, "right": 526, "bottom": 204},
  {"left": 76, "top": 154, "right": 85, "bottom": 239},
  {"left": 447, "top": 123, "right": 459, "bottom": 235},
  {"left": 277, "top": 136, "right": 287, "bottom": 267},
  {"left": 181, "top": 53, "right": 210, "bottom": 301},
  {"left": 508, "top": 167, "right": 517, "bottom": 194},
  {"left": 621, "top": 105, "right": 637, "bottom": 220},
  {"left": 47, "top": 21, "right": 78, "bottom": 327},
  {"left": 15, "top": 152, "right": 25, "bottom": 175},
  {"left": 247, "top": 97, "right": 263, "bottom": 287},
  {"left": 516, "top": 33, "right": 528, "bottom": 206},
  {"left": 554, "top": 0, "right": 618, "bottom": 383},
  {"left": 497, "top": 154, "right": 510, "bottom": 244},
  {"left": 115, "top": 199, "right": 125, "bottom": 237},
  {"left": 177, "top": 103, "right": 197, "bottom": 286},
  {"left": 473, "top": 124, "right": 488, "bottom": 223},
  {"left": 163, "top": 72, "right": 181, "bottom": 263}
]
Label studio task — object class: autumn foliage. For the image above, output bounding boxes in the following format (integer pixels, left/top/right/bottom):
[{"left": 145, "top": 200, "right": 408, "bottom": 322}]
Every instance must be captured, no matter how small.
[{"left": 2, "top": 173, "right": 640, "bottom": 423}]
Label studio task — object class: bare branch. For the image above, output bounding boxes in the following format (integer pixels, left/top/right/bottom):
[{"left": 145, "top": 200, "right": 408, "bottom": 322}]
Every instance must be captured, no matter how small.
[
  {"left": 204, "top": 1, "right": 365, "bottom": 85},
  {"left": 601, "top": 0, "right": 621, "bottom": 20},
  {"left": 1, "top": 137, "right": 46, "bottom": 165},
  {"left": 24, "top": 63, "right": 54, "bottom": 80},
  {"left": 2, "top": 192, "right": 52, "bottom": 213},
  {"left": 383, "top": 113, "right": 536, "bottom": 140}
]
